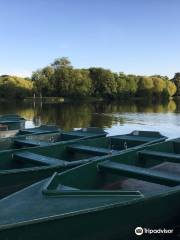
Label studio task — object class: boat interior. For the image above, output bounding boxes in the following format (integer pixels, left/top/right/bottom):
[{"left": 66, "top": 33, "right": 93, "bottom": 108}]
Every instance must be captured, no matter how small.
[
  {"left": 0, "top": 127, "right": 107, "bottom": 151},
  {"left": 63, "top": 130, "right": 166, "bottom": 156},
  {"left": 0, "top": 131, "right": 167, "bottom": 172},
  {"left": 42, "top": 138, "right": 180, "bottom": 198},
  {"left": 14, "top": 127, "right": 107, "bottom": 147},
  {"left": 0, "top": 142, "right": 102, "bottom": 171}
]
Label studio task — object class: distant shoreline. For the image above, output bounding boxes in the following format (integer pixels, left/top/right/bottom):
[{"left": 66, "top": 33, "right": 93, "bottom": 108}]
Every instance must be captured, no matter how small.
[
  {"left": 22, "top": 96, "right": 175, "bottom": 104},
  {"left": 0, "top": 96, "right": 175, "bottom": 103}
]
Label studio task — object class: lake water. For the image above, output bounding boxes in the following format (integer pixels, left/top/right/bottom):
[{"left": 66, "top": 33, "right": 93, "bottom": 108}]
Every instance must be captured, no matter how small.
[{"left": 0, "top": 100, "right": 180, "bottom": 139}]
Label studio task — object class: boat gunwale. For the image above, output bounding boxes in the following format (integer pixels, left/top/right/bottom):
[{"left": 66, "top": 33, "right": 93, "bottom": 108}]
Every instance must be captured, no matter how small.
[
  {"left": 0, "top": 178, "right": 180, "bottom": 232},
  {"left": 0, "top": 135, "right": 169, "bottom": 175}
]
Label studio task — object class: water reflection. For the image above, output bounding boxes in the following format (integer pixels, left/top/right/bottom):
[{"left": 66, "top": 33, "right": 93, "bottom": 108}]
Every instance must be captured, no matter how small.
[{"left": 0, "top": 100, "right": 180, "bottom": 138}]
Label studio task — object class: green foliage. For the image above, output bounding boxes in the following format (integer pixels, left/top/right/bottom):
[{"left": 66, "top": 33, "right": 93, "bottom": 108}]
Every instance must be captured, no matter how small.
[
  {"left": 124, "top": 75, "right": 138, "bottom": 96},
  {"left": 137, "top": 76, "right": 153, "bottom": 97},
  {"left": 89, "top": 68, "right": 117, "bottom": 98},
  {"left": 166, "top": 81, "right": 177, "bottom": 97},
  {"left": 32, "top": 66, "right": 54, "bottom": 96},
  {"left": 151, "top": 75, "right": 169, "bottom": 81},
  {"left": 52, "top": 68, "right": 91, "bottom": 97},
  {"left": 31, "top": 58, "right": 177, "bottom": 99},
  {"left": 0, "top": 57, "right": 177, "bottom": 100},
  {"left": 0, "top": 75, "right": 33, "bottom": 99},
  {"left": 116, "top": 73, "right": 127, "bottom": 96},
  {"left": 51, "top": 57, "right": 72, "bottom": 69},
  {"left": 172, "top": 73, "right": 180, "bottom": 96},
  {"left": 138, "top": 76, "right": 153, "bottom": 90},
  {"left": 138, "top": 76, "right": 154, "bottom": 97},
  {"left": 69, "top": 69, "right": 92, "bottom": 96},
  {"left": 152, "top": 77, "right": 165, "bottom": 94}
]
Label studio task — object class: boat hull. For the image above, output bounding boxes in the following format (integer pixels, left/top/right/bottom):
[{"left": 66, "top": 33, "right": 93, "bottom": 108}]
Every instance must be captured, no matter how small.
[
  {"left": 0, "top": 188, "right": 179, "bottom": 239},
  {"left": 0, "top": 164, "right": 70, "bottom": 198}
]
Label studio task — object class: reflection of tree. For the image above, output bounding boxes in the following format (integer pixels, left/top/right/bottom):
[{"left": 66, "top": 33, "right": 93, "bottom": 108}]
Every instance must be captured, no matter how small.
[
  {"left": 135, "top": 100, "right": 177, "bottom": 113},
  {"left": 93, "top": 102, "right": 138, "bottom": 114},
  {"left": 0, "top": 102, "right": 35, "bottom": 119},
  {"left": 33, "top": 103, "right": 93, "bottom": 130},
  {"left": 89, "top": 114, "right": 115, "bottom": 128},
  {"left": 167, "top": 101, "right": 176, "bottom": 112},
  {"left": 33, "top": 100, "right": 178, "bottom": 129},
  {"left": 0, "top": 99, "right": 178, "bottom": 130}
]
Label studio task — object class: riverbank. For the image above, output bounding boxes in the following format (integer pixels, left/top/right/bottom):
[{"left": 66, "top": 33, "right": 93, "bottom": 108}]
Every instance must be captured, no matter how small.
[
  {"left": 24, "top": 96, "right": 104, "bottom": 103},
  {"left": 24, "top": 96, "right": 174, "bottom": 104}
]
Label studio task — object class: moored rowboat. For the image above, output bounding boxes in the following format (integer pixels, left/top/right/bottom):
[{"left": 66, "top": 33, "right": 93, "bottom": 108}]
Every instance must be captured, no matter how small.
[
  {"left": 0, "top": 114, "right": 25, "bottom": 132},
  {"left": 0, "top": 130, "right": 166, "bottom": 198},
  {"left": 17, "top": 124, "right": 60, "bottom": 135},
  {"left": 0, "top": 127, "right": 107, "bottom": 151},
  {"left": 0, "top": 137, "right": 180, "bottom": 239}
]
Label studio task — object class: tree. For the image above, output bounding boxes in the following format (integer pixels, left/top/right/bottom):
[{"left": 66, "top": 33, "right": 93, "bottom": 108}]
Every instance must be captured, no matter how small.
[
  {"left": 51, "top": 57, "right": 72, "bottom": 69},
  {"left": 116, "top": 72, "right": 126, "bottom": 97},
  {"left": 152, "top": 77, "right": 165, "bottom": 96},
  {"left": 151, "top": 75, "right": 169, "bottom": 81},
  {"left": 32, "top": 70, "right": 47, "bottom": 97},
  {"left": 137, "top": 76, "right": 154, "bottom": 97},
  {"left": 165, "top": 81, "right": 177, "bottom": 97},
  {"left": 52, "top": 66, "right": 73, "bottom": 96},
  {"left": 172, "top": 73, "right": 180, "bottom": 96},
  {"left": 68, "top": 69, "right": 92, "bottom": 96},
  {"left": 89, "top": 68, "right": 117, "bottom": 98},
  {"left": 28, "top": 57, "right": 180, "bottom": 99},
  {"left": 0, "top": 76, "right": 33, "bottom": 99},
  {"left": 124, "top": 75, "right": 138, "bottom": 96},
  {"left": 42, "top": 66, "right": 54, "bottom": 78},
  {"left": 32, "top": 66, "right": 55, "bottom": 97}
]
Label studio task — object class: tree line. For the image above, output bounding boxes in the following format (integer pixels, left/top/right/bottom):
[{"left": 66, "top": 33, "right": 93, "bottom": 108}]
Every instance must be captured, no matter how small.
[
  {"left": 1, "top": 57, "right": 180, "bottom": 100},
  {"left": 0, "top": 75, "right": 33, "bottom": 99},
  {"left": 31, "top": 57, "right": 178, "bottom": 99}
]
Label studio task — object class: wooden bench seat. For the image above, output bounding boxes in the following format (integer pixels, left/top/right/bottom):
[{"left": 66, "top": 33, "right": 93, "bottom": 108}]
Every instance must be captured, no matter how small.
[
  {"left": 14, "top": 139, "right": 48, "bottom": 147},
  {"left": 13, "top": 152, "right": 98, "bottom": 168},
  {"left": 13, "top": 152, "right": 68, "bottom": 166},
  {"left": 110, "top": 135, "right": 156, "bottom": 143},
  {"left": 138, "top": 150, "right": 180, "bottom": 163},
  {"left": 67, "top": 144, "right": 118, "bottom": 156},
  {"left": 98, "top": 161, "right": 180, "bottom": 186}
]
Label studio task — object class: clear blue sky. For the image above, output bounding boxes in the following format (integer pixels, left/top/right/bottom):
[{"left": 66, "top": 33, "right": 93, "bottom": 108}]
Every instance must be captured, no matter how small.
[{"left": 0, "top": 0, "right": 179, "bottom": 77}]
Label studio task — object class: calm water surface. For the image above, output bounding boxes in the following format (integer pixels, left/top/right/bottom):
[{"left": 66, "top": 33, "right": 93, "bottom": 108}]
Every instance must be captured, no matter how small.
[{"left": 0, "top": 100, "right": 180, "bottom": 139}]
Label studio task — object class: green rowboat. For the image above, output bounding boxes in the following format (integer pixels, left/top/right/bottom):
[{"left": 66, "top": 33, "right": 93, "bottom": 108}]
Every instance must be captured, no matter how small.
[
  {"left": 0, "top": 124, "right": 58, "bottom": 139},
  {"left": 0, "top": 127, "right": 107, "bottom": 151},
  {"left": 17, "top": 124, "right": 60, "bottom": 135},
  {"left": 0, "top": 120, "right": 25, "bottom": 131},
  {"left": 0, "top": 130, "right": 165, "bottom": 198},
  {"left": 0, "top": 114, "right": 25, "bottom": 121},
  {"left": 0, "top": 138, "right": 180, "bottom": 239},
  {"left": 0, "top": 114, "right": 25, "bottom": 132},
  {"left": 0, "top": 114, "right": 24, "bottom": 118}
]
